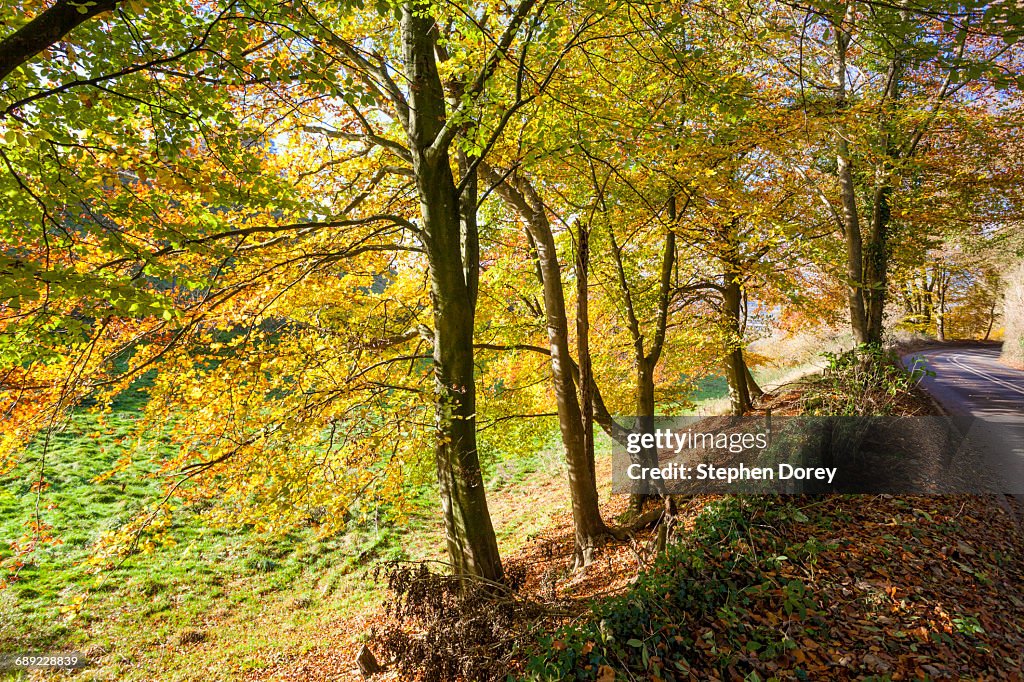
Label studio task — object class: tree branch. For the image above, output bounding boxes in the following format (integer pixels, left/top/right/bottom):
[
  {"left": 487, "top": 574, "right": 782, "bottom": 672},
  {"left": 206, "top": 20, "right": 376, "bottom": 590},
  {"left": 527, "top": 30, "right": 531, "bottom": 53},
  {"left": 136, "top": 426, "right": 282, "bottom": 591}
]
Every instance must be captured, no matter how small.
[{"left": 0, "top": 0, "right": 121, "bottom": 83}]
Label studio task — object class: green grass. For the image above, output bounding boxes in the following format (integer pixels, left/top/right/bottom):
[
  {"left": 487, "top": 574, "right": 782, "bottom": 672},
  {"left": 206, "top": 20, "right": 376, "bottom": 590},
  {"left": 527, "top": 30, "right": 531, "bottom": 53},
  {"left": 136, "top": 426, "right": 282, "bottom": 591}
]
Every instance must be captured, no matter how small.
[
  {"left": 0, "top": 381, "right": 564, "bottom": 681},
  {"left": 687, "top": 375, "right": 730, "bottom": 408},
  {"left": 684, "top": 343, "right": 841, "bottom": 415},
  {"left": 0, "top": 383, "right": 449, "bottom": 680}
]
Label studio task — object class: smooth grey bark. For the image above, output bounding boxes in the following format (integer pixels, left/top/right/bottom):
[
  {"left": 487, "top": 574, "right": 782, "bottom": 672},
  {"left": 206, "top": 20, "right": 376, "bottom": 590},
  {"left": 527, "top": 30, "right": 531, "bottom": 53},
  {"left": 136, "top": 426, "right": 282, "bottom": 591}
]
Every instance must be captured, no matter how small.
[
  {"left": 400, "top": 5, "right": 501, "bottom": 581},
  {"left": 480, "top": 162, "right": 608, "bottom": 566}
]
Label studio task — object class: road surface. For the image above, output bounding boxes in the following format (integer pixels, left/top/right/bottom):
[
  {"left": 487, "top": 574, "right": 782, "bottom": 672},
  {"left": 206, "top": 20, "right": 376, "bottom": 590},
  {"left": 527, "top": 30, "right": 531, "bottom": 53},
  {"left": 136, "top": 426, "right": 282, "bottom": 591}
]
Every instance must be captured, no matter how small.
[
  {"left": 904, "top": 345, "right": 1024, "bottom": 417},
  {"left": 903, "top": 345, "right": 1024, "bottom": 495}
]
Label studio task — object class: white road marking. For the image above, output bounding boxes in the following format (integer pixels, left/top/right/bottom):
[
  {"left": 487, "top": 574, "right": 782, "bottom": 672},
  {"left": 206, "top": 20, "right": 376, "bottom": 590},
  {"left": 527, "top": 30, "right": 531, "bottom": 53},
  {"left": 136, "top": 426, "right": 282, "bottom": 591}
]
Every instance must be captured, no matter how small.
[{"left": 945, "top": 353, "right": 1024, "bottom": 398}]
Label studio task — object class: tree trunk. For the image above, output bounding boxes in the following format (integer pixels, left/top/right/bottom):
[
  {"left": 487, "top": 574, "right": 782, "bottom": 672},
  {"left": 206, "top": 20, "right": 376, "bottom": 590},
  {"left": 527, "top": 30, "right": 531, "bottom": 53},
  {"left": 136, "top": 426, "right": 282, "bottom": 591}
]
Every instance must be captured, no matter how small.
[
  {"left": 401, "top": 5, "right": 502, "bottom": 582},
  {"left": 936, "top": 270, "right": 948, "bottom": 341},
  {"left": 901, "top": 283, "right": 915, "bottom": 318},
  {"left": 923, "top": 272, "right": 934, "bottom": 325},
  {"left": 630, "top": 359, "right": 657, "bottom": 516},
  {"left": 531, "top": 192, "right": 608, "bottom": 567},
  {"left": 833, "top": 10, "right": 869, "bottom": 346},
  {"left": 607, "top": 224, "right": 656, "bottom": 517},
  {"left": 863, "top": 51, "right": 902, "bottom": 346},
  {"left": 609, "top": 201, "right": 677, "bottom": 517},
  {"left": 864, "top": 182, "right": 892, "bottom": 345},
  {"left": 481, "top": 163, "right": 607, "bottom": 566},
  {"left": 576, "top": 220, "right": 597, "bottom": 499},
  {"left": 723, "top": 274, "right": 752, "bottom": 416},
  {"left": 720, "top": 216, "right": 752, "bottom": 416},
  {"left": 832, "top": 9, "right": 901, "bottom": 348},
  {"left": 984, "top": 297, "right": 997, "bottom": 341}
]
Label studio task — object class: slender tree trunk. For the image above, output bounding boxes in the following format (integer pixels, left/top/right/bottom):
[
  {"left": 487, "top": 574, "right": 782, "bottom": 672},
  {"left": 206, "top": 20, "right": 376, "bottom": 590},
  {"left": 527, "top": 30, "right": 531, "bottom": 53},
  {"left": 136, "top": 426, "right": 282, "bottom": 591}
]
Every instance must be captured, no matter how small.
[
  {"left": 722, "top": 274, "right": 752, "bottom": 415},
  {"left": 401, "top": 5, "right": 501, "bottom": 581},
  {"left": 531, "top": 194, "right": 608, "bottom": 567},
  {"left": 936, "top": 271, "right": 948, "bottom": 341},
  {"left": 864, "top": 182, "right": 892, "bottom": 344},
  {"left": 833, "top": 9, "right": 902, "bottom": 347},
  {"left": 984, "top": 297, "right": 997, "bottom": 341},
  {"left": 459, "top": 153, "right": 480, "bottom": 310},
  {"left": 629, "top": 359, "right": 657, "bottom": 517},
  {"left": 901, "top": 283, "right": 915, "bottom": 317},
  {"left": 719, "top": 215, "right": 752, "bottom": 416},
  {"left": 863, "top": 52, "right": 902, "bottom": 346},
  {"left": 922, "top": 271, "right": 934, "bottom": 325},
  {"left": 606, "top": 223, "right": 657, "bottom": 518},
  {"left": 1003, "top": 262, "right": 1024, "bottom": 366},
  {"left": 481, "top": 163, "right": 607, "bottom": 566},
  {"left": 576, "top": 221, "right": 597, "bottom": 495},
  {"left": 833, "top": 9, "right": 869, "bottom": 346},
  {"left": 624, "top": 213, "right": 676, "bottom": 516}
]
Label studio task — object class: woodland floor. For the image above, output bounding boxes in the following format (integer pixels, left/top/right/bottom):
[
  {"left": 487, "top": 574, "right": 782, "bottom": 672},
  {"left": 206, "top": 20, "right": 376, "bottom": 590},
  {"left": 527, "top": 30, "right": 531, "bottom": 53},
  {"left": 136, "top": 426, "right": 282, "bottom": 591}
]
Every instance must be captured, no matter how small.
[
  {"left": 7, "top": 348, "right": 1023, "bottom": 681},
  {"left": 244, "top": 481, "right": 1024, "bottom": 680},
  {"left": 240, "top": 371, "right": 1024, "bottom": 682}
]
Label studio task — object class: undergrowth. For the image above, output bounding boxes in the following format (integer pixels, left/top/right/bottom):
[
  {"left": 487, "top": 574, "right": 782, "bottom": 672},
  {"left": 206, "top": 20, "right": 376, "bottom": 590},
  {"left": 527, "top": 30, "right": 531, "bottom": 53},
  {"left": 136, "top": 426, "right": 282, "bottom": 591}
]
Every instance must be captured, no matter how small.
[
  {"left": 524, "top": 494, "right": 1024, "bottom": 681},
  {"left": 801, "top": 344, "right": 932, "bottom": 416},
  {"left": 524, "top": 497, "right": 826, "bottom": 681},
  {"left": 373, "top": 561, "right": 542, "bottom": 682}
]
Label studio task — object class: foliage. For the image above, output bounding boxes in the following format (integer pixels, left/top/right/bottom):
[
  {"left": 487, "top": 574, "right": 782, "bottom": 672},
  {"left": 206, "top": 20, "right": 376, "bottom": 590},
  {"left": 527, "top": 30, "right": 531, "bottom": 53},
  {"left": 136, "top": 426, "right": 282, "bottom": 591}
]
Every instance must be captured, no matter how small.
[
  {"left": 0, "top": 381, "right": 512, "bottom": 679},
  {"left": 1, "top": 0, "right": 1023, "bottom": 655},
  {"left": 525, "top": 498, "right": 825, "bottom": 680},
  {"left": 802, "top": 345, "right": 933, "bottom": 416},
  {"left": 525, "top": 494, "right": 1024, "bottom": 681}
]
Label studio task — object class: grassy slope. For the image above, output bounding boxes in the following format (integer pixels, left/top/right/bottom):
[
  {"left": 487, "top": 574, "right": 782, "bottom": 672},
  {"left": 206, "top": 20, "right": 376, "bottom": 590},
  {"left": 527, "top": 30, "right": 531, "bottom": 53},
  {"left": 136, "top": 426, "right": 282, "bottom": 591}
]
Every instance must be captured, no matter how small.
[
  {"left": 0, "top": 379, "right": 578, "bottom": 681},
  {"left": 0, "top": 331, "right": 831, "bottom": 680},
  {"left": 0, "top": 385, "right": 449, "bottom": 681}
]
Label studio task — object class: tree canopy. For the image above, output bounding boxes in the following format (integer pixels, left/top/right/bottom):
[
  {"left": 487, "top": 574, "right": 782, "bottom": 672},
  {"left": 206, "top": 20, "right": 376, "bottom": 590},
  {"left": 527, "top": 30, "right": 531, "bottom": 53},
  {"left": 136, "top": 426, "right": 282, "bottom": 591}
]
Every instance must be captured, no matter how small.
[{"left": 2, "top": 0, "right": 1022, "bottom": 580}]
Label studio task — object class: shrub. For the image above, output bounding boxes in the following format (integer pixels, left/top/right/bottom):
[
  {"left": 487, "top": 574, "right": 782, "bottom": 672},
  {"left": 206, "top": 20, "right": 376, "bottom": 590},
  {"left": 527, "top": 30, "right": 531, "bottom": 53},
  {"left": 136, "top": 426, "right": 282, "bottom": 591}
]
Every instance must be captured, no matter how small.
[
  {"left": 803, "top": 344, "right": 930, "bottom": 416},
  {"left": 524, "top": 498, "right": 828, "bottom": 681}
]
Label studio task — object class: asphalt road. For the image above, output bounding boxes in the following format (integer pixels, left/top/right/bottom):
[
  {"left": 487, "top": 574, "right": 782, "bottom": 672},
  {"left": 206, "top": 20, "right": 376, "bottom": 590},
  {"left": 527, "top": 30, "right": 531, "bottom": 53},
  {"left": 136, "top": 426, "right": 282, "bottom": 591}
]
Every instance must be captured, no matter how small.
[
  {"left": 903, "top": 345, "right": 1024, "bottom": 495},
  {"left": 904, "top": 345, "right": 1024, "bottom": 417}
]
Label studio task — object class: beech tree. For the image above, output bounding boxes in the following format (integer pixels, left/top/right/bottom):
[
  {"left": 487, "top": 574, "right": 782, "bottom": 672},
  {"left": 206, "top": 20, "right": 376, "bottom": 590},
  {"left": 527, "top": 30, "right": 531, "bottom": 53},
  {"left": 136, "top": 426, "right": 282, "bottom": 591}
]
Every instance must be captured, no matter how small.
[
  {"left": 1, "top": 0, "right": 599, "bottom": 581},
  {"left": 3, "top": 0, "right": 1022, "bottom": 591},
  {"left": 771, "top": 0, "right": 1024, "bottom": 345}
]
